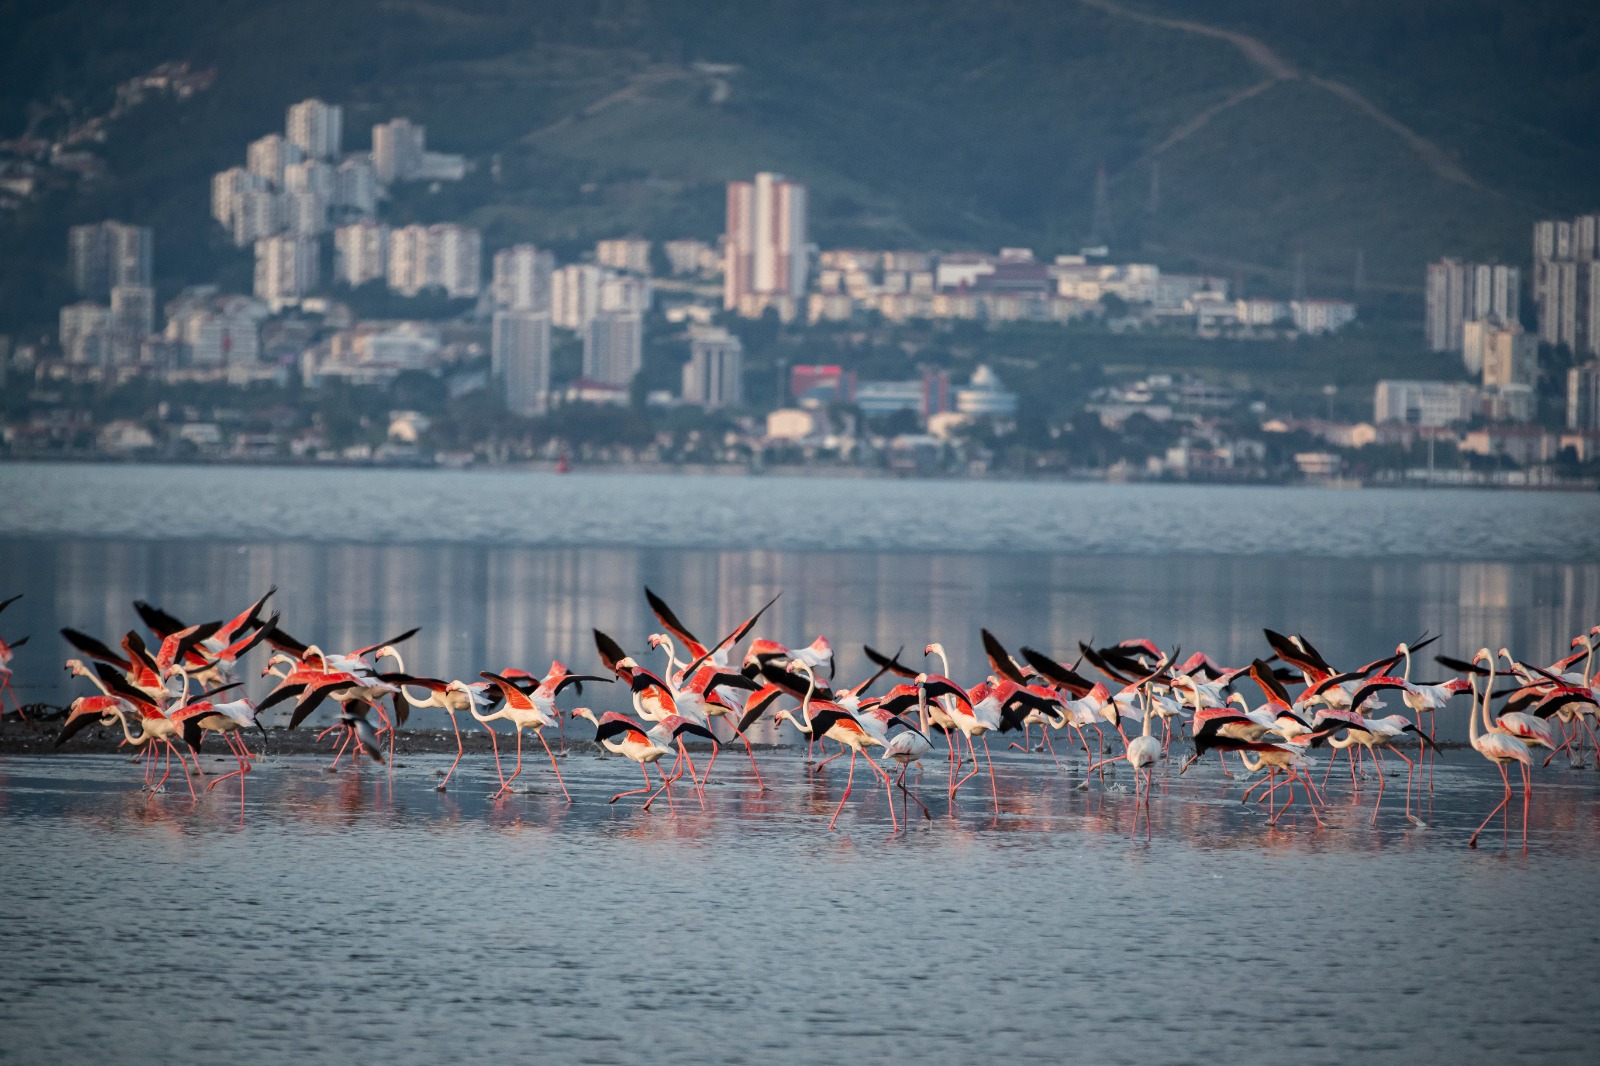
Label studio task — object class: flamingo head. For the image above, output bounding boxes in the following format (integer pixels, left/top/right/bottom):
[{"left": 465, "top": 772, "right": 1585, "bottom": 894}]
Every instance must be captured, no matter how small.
[
  {"left": 616, "top": 656, "right": 640, "bottom": 672},
  {"left": 374, "top": 645, "right": 399, "bottom": 661},
  {"left": 924, "top": 642, "right": 945, "bottom": 659},
  {"left": 1472, "top": 647, "right": 1493, "bottom": 667},
  {"left": 913, "top": 672, "right": 930, "bottom": 685},
  {"left": 567, "top": 706, "right": 596, "bottom": 724},
  {"left": 64, "top": 658, "right": 87, "bottom": 676},
  {"left": 646, "top": 634, "right": 667, "bottom": 650}
]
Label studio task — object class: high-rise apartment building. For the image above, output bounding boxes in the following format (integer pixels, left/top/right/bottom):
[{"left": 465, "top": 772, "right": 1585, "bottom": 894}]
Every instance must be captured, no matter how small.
[
  {"left": 552, "top": 264, "right": 605, "bottom": 330},
  {"left": 582, "top": 310, "right": 643, "bottom": 387},
  {"left": 493, "top": 311, "right": 551, "bottom": 417},
  {"left": 372, "top": 118, "right": 425, "bottom": 184},
  {"left": 431, "top": 224, "right": 481, "bottom": 299},
  {"left": 682, "top": 325, "right": 743, "bottom": 408},
  {"left": 1479, "top": 323, "right": 1538, "bottom": 389},
  {"left": 1568, "top": 361, "right": 1600, "bottom": 431},
  {"left": 1424, "top": 258, "right": 1519, "bottom": 353},
  {"left": 724, "top": 172, "right": 808, "bottom": 318},
  {"left": 282, "top": 190, "right": 327, "bottom": 237},
  {"left": 386, "top": 224, "right": 482, "bottom": 298},
  {"left": 253, "top": 235, "right": 320, "bottom": 311},
  {"left": 68, "top": 221, "right": 153, "bottom": 300},
  {"left": 387, "top": 225, "right": 430, "bottom": 296},
  {"left": 1533, "top": 213, "right": 1600, "bottom": 357},
  {"left": 232, "top": 189, "right": 282, "bottom": 247},
  {"left": 334, "top": 222, "right": 390, "bottom": 287},
  {"left": 334, "top": 157, "right": 378, "bottom": 217},
  {"left": 492, "top": 245, "right": 555, "bottom": 312},
  {"left": 109, "top": 284, "right": 156, "bottom": 338},
  {"left": 284, "top": 160, "right": 335, "bottom": 200},
  {"left": 287, "top": 98, "right": 343, "bottom": 161},
  {"left": 211, "top": 167, "right": 268, "bottom": 229},
  {"left": 246, "top": 133, "right": 302, "bottom": 187}
]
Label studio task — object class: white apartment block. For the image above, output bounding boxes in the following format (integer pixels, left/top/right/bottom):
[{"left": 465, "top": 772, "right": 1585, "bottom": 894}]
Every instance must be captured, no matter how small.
[
  {"left": 284, "top": 160, "right": 335, "bottom": 201},
  {"left": 1533, "top": 213, "right": 1600, "bottom": 356},
  {"left": 599, "top": 273, "right": 651, "bottom": 315},
  {"left": 493, "top": 310, "right": 551, "bottom": 417},
  {"left": 334, "top": 222, "right": 390, "bottom": 287},
  {"left": 246, "top": 133, "right": 302, "bottom": 187},
  {"left": 431, "top": 224, "right": 481, "bottom": 298},
  {"left": 582, "top": 310, "right": 643, "bottom": 387},
  {"left": 372, "top": 118, "right": 425, "bottom": 184},
  {"left": 169, "top": 304, "right": 263, "bottom": 366},
  {"left": 387, "top": 225, "right": 430, "bottom": 296},
  {"left": 1374, "top": 380, "right": 1481, "bottom": 427},
  {"left": 386, "top": 224, "right": 482, "bottom": 298},
  {"left": 1425, "top": 258, "right": 1519, "bottom": 352},
  {"left": 254, "top": 235, "right": 320, "bottom": 311},
  {"left": 1290, "top": 299, "right": 1357, "bottom": 335},
  {"left": 596, "top": 237, "right": 652, "bottom": 274},
  {"left": 724, "top": 172, "right": 807, "bottom": 313},
  {"left": 68, "top": 221, "right": 152, "bottom": 299},
  {"left": 682, "top": 325, "right": 743, "bottom": 408},
  {"left": 211, "top": 167, "right": 267, "bottom": 228},
  {"left": 287, "top": 98, "right": 343, "bottom": 161},
  {"left": 1236, "top": 298, "right": 1290, "bottom": 326},
  {"left": 282, "top": 190, "right": 327, "bottom": 237},
  {"left": 232, "top": 188, "right": 282, "bottom": 247},
  {"left": 492, "top": 245, "right": 554, "bottom": 312},
  {"left": 334, "top": 158, "right": 378, "bottom": 216},
  {"left": 552, "top": 263, "right": 605, "bottom": 330}
]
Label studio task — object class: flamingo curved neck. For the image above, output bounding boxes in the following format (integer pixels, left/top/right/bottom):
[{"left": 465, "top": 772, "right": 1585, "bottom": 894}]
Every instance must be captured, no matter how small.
[{"left": 109, "top": 709, "right": 154, "bottom": 748}]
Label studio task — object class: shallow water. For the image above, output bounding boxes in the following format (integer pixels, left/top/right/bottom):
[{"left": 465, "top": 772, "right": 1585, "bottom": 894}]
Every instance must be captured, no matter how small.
[
  {"left": 1, "top": 537, "right": 1594, "bottom": 743},
  {"left": 1, "top": 750, "right": 1597, "bottom": 1065},
  {"left": 2, "top": 464, "right": 1598, "bottom": 1064}
]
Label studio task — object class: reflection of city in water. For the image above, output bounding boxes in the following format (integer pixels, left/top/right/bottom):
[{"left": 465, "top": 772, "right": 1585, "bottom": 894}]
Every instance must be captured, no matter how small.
[{"left": 4, "top": 537, "right": 1597, "bottom": 744}]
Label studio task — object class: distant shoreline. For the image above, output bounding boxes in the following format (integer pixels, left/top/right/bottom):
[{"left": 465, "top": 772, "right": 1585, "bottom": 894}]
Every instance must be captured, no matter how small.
[{"left": 1, "top": 455, "right": 1594, "bottom": 492}]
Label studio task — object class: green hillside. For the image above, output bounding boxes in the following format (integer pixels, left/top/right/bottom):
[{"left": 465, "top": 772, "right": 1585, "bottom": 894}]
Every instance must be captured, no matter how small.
[{"left": 1, "top": 0, "right": 1596, "bottom": 334}]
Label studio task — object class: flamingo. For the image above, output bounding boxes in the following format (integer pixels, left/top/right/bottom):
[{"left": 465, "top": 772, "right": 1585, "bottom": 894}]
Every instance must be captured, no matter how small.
[
  {"left": 472, "top": 672, "right": 572, "bottom": 802},
  {"left": 879, "top": 685, "right": 935, "bottom": 822},
  {"left": 1465, "top": 648, "right": 1532, "bottom": 849},
  {"left": 0, "top": 627, "right": 28, "bottom": 719},
  {"left": 570, "top": 708, "right": 679, "bottom": 810},
  {"left": 1086, "top": 702, "right": 1163, "bottom": 840},
  {"left": 53, "top": 694, "right": 127, "bottom": 748},
  {"left": 923, "top": 642, "right": 1000, "bottom": 809},
  {"left": 1236, "top": 741, "right": 1326, "bottom": 828},
  {"left": 774, "top": 660, "right": 898, "bottom": 831}
]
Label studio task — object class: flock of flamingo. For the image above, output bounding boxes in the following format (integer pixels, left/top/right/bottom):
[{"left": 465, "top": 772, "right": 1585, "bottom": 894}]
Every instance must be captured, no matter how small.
[{"left": 4, "top": 588, "right": 1598, "bottom": 847}]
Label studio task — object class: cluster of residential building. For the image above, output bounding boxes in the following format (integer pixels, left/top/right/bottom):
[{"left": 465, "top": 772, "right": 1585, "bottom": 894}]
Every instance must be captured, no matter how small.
[
  {"left": 805, "top": 245, "right": 1356, "bottom": 335},
  {"left": 1412, "top": 211, "right": 1600, "bottom": 434},
  {"left": 208, "top": 99, "right": 470, "bottom": 309},
  {"left": 715, "top": 173, "right": 1356, "bottom": 335}
]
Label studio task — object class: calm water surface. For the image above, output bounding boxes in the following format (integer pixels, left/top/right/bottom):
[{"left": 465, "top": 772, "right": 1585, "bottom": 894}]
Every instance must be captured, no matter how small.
[
  {"left": 1, "top": 752, "right": 1598, "bottom": 1065},
  {"left": 2, "top": 464, "right": 1598, "bottom": 1063}
]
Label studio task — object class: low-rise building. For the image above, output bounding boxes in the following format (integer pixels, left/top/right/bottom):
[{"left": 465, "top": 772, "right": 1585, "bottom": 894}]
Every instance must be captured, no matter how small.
[{"left": 1374, "top": 380, "right": 1480, "bottom": 427}]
